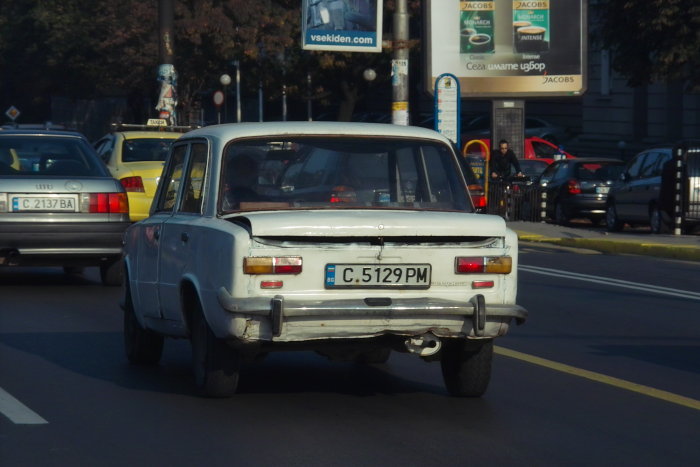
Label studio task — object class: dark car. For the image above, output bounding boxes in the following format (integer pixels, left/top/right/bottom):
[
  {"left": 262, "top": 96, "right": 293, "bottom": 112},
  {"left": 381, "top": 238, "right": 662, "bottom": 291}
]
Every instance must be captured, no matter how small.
[
  {"left": 0, "top": 130, "right": 130, "bottom": 285},
  {"left": 605, "top": 147, "right": 673, "bottom": 233},
  {"left": 537, "top": 158, "right": 625, "bottom": 225}
]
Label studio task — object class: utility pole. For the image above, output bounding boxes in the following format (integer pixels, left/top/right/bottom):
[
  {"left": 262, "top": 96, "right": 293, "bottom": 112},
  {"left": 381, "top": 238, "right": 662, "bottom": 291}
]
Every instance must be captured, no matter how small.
[
  {"left": 391, "top": 0, "right": 409, "bottom": 125},
  {"left": 156, "top": 0, "right": 178, "bottom": 125}
]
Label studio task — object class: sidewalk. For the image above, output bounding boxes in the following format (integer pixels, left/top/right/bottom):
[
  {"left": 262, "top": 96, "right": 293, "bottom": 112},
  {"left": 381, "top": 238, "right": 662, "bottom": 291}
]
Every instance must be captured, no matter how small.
[{"left": 507, "top": 220, "right": 700, "bottom": 262}]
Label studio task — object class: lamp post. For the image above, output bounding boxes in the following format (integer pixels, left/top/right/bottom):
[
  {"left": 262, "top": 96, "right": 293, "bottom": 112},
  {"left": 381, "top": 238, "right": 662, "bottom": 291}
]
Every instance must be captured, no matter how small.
[
  {"left": 219, "top": 73, "right": 231, "bottom": 123},
  {"left": 233, "top": 60, "right": 241, "bottom": 122}
]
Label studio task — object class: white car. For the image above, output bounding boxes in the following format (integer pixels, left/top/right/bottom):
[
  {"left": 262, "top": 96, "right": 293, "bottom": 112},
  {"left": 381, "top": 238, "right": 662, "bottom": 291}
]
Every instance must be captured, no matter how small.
[{"left": 122, "top": 122, "right": 528, "bottom": 397}]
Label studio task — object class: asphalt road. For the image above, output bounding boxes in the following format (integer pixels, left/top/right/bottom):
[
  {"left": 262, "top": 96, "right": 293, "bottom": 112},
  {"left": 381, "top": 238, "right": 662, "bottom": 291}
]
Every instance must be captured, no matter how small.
[{"left": 1, "top": 249, "right": 699, "bottom": 466}]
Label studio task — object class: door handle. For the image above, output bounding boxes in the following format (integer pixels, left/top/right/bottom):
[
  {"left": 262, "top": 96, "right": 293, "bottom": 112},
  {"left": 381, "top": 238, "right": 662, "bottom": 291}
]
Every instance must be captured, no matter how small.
[
  {"left": 153, "top": 228, "right": 160, "bottom": 240},
  {"left": 181, "top": 232, "right": 189, "bottom": 243}
]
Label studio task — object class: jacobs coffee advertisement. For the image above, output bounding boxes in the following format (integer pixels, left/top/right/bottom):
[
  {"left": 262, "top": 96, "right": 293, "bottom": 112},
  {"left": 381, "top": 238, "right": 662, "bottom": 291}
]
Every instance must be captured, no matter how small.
[{"left": 426, "top": 0, "right": 586, "bottom": 97}]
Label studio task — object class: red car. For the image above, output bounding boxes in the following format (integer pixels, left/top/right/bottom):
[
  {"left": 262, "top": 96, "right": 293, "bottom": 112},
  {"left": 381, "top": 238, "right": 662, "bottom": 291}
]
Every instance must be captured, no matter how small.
[{"left": 462, "top": 136, "right": 575, "bottom": 162}]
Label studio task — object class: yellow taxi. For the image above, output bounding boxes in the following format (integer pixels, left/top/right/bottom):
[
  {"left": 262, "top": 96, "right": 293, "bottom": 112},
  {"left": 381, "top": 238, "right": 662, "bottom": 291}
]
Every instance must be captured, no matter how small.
[{"left": 94, "top": 120, "right": 194, "bottom": 221}]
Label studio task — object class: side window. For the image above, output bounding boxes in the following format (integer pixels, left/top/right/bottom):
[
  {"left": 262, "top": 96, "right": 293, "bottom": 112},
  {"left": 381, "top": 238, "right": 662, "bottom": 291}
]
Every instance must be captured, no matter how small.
[
  {"left": 179, "top": 143, "right": 208, "bottom": 214},
  {"left": 551, "top": 162, "right": 569, "bottom": 181},
  {"left": 651, "top": 151, "right": 671, "bottom": 177},
  {"left": 155, "top": 144, "right": 187, "bottom": 212},
  {"left": 639, "top": 152, "right": 660, "bottom": 178},
  {"left": 531, "top": 141, "right": 557, "bottom": 158},
  {"left": 626, "top": 153, "right": 648, "bottom": 179}
]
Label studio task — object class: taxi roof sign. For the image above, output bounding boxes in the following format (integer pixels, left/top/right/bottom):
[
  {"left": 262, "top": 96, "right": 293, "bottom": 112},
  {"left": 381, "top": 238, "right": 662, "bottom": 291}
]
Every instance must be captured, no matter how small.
[{"left": 146, "top": 118, "right": 168, "bottom": 127}]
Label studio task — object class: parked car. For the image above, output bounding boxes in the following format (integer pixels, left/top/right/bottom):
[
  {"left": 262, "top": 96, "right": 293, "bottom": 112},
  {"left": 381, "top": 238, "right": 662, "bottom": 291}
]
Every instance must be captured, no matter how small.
[
  {"left": 518, "top": 158, "right": 551, "bottom": 180},
  {"left": 537, "top": 157, "right": 626, "bottom": 225},
  {"left": 94, "top": 121, "right": 193, "bottom": 221},
  {"left": 607, "top": 145, "right": 700, "bottom": 233},
  {"left": 0, "top": 129, "right": 130, "bottom": 285},
  {"left": 122, "top": 122, "right": 528, "bottom": 397},
  {"left": 462, "top": 114, "right": 571, "bottom": 146},
  {"left": 462, "top": 136, "right": 575, "bottom": 161}
]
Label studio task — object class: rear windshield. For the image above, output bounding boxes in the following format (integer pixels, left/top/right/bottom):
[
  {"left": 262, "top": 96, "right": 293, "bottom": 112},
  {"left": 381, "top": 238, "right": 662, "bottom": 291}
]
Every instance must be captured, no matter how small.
[
  {"left": 121, "top": 138, "right": 173, "bottom": 162},
  {"left": 219, "top": 137, "right": 473, "bottom": 213},
  {"left": 575, "top": 161, "right": 625, "bottom": 180},
  {"left": 0, "top": 135, "right": 108, "bottom": 177}
]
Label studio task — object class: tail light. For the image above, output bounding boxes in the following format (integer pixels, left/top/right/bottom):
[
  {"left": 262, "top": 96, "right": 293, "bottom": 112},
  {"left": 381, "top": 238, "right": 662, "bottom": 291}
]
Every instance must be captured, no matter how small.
[
  {"left": 330, "top": 185, "right": 357, "bottom": 203},
  {"left": 456, "top": 256, "right": 512, "bottom": 274},
  {"left": 567, "top": 179, "right": 581, "bottom": 195},
  {"left": 244, "top": 256, "right": 302, "bottom": 274},
  {"left": 468, "top": 184, "right": 487, "bottom": 208},
  {"left": 88, "top": 193, "right": 129, "bottom": 213},
  {"left": 120, "top": 176, "right": 145, "bottom": 193}
]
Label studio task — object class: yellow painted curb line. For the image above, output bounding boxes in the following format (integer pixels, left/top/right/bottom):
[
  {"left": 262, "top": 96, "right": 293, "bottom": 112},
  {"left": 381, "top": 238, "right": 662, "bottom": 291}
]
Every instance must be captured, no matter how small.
[{"left": 495, "top": 346, "right": 700, "bottom": 411}]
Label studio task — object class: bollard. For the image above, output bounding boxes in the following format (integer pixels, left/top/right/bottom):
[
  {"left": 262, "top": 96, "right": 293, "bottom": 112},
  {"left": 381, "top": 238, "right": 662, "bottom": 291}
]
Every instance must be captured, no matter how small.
[
  {"left": 674, "top": 147, "right": 683, "bottom": 236},
  {"left": 540, "top": 190, "right": 547, "bottom": 223}
]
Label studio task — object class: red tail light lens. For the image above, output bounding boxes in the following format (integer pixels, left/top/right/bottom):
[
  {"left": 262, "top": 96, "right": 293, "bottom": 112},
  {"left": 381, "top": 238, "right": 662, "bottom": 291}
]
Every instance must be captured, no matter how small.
[
  {"left": 456, "top": 256, "right": 512, "bottom": 274},
  {"left": 89, "top": 193, "right": 129, "bottom": 213},
  {"left": 567, "top": 179, "right": 581, "bottom": 195},
  {"left": 468, "top": 185, "right": 487, "bottom": 208},
  {"left": 120, "top": 176, "right": 145, "bottom": 192}
]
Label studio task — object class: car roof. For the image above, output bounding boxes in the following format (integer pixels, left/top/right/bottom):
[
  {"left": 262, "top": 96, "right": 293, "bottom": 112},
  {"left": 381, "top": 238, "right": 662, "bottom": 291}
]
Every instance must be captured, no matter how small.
[
  {"left": 0, "top": 129, "right": 88, "bottom": 139},
  {"left": 115, "top": 130, "right": 183, "bottom": 139},
  {"left": 184, "top": 121, "right": 452, "bottom": 144}
]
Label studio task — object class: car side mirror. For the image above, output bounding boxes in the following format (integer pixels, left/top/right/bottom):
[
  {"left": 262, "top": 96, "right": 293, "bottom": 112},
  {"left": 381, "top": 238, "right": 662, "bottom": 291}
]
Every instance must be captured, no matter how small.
[{"left": 620, "top": 172, "right": 628, "bottom": 182}]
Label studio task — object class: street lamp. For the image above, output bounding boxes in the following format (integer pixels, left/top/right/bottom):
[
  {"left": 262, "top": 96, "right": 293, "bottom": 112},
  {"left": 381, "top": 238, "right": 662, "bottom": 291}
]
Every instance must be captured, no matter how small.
[{"left": 220, "top": 73, "right": 231, "bottom": 122}]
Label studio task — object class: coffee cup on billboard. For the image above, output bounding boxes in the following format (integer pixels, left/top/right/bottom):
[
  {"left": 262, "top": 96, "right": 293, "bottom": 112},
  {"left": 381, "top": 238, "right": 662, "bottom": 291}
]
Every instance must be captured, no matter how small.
[
  {"left": 515, "top": 26, "right": 547, "bottom": 53},
  {"left": 460, "top": 27, "right": 477, "bottom": 53},
  {"left": 468, "top": 33, "right": 491, "bottom": 53},
  {"left": 513, "top": 21, "right": 531, "bottom": 41}
]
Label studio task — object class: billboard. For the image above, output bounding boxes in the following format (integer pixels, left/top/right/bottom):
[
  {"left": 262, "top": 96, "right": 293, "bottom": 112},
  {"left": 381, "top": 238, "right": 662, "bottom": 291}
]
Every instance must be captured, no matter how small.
[
  {"left": 424, "top": 0, "right": 587, "bottom": 97},
  {"left": 302, "top": 0, "right": 383, "bottom": 53}
]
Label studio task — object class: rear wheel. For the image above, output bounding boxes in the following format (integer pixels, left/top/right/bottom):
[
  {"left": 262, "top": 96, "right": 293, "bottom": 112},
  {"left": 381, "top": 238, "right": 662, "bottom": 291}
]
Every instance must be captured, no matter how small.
[
  {"left": 441, "top": 340, "right": 493, "bottom": 397},
  {"left": 650, "top": 205, "right": 670, "bottom": 234},
  {"left": 606, "top": 203, "right": 623, "bottom": 232},
  {"left": 100, "top": 259, "right": 123, "bottom": 286},
  {"left": 124, "top": 282, "right": 163, "bottom": 365},
  {"left": 191, "top": 302, "right": 240, "bottom": 397}
]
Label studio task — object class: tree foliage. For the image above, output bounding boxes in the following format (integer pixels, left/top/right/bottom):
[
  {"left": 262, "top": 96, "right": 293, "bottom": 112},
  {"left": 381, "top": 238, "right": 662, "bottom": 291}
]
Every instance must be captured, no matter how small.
[
  {"left": 597, "top": 0, "right": 700, "bottom": 91},
  {"left": 0, "top": 1, "right": 420, "bottom": 124}
]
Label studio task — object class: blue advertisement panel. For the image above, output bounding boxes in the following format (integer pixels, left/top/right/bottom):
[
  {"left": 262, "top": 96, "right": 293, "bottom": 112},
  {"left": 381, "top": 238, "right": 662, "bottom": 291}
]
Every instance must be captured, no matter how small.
[{"left": 302, "top": 0, "right": 383, "bottom": 53}]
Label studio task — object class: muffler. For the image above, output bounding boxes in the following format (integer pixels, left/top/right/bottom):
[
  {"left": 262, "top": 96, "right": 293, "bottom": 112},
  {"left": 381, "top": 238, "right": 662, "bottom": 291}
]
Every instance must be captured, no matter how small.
[{"left": 405, "top": 333, "right": 442, "bottom": 357}]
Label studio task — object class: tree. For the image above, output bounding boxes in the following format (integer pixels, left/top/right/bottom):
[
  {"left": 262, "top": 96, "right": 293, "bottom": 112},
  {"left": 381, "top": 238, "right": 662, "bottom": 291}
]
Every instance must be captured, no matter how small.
[{"left": 597, "top": 0, "right": 700, "bottom": 92}]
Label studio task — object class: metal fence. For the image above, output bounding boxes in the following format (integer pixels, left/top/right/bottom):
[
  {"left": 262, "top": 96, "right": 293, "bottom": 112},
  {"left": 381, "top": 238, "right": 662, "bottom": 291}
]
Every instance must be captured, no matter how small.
[{"left": 485, "top": 179, "right": 545, "bottom": 222}]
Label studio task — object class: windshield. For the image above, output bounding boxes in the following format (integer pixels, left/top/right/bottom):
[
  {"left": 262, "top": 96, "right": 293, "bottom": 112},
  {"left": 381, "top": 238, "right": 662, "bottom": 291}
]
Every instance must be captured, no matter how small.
[
  {"left": 0, "top": 135, "right": 108, "bottom": 177},
  {"left": 219, "top": 137, "right": 473, "bottom": 213}
]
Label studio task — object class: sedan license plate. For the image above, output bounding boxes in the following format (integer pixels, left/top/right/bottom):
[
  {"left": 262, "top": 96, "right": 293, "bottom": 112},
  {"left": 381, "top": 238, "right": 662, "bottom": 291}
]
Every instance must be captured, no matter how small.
[
  {"left": 595, "top": 186, "right": 610, "bottom": 194},
  {"left": 11, "top": 195, "right": 78, "bottom": 212},
  {"left": 325, "top": 264, "right": 431, "bottom": 289}
]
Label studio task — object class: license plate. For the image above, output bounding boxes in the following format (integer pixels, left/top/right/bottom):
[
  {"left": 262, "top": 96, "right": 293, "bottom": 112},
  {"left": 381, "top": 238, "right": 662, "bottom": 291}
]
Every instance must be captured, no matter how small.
[
  {"left": 11, "top": 195, "right": 78, "bottom": 212},
  {"left": 325, "top": 264, "right": 431, "bottom": 289},
  {"left": 595, "top": 186, "right": 610, "bottom": 194}
]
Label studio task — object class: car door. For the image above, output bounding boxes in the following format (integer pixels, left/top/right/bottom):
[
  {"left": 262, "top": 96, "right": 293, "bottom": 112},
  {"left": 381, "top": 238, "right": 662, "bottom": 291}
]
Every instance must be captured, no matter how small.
[
  {"left": 133, "top": 143, "right": 187, "bottom": 319},
  {"left": 615, "top": 151, "right": 647, "bottom": 219},
  {"left": 158, "top": 140, "right": 209, "bottom": 322},
  {"left": 629, "top": 151, "right": 662, "bottom": 220}
]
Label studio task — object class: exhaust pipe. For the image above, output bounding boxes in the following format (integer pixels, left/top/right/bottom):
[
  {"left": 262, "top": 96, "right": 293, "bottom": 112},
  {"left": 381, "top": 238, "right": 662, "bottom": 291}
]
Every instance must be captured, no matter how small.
[{"left": 405, "top": 333, "right": 442, "bottom": 357}]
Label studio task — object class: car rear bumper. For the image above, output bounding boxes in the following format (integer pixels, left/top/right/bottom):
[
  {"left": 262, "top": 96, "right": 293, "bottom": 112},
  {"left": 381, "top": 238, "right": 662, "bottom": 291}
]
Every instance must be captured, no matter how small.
[
  {"left": 216, "top": 288, "right": 528, "bottom": 342},
  {"left": 0, "top": 221, "right": 129, "bottom": 266},
  {"left": 565, "top": 196, "right": 607, "bottom": 216}
]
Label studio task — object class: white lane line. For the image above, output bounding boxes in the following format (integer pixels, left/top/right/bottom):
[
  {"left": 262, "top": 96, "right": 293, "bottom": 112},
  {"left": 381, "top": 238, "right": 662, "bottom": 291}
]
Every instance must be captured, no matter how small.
[
  {"left": 0, "top": 386, "right": 48, "bottom": 424},
  {"left": 519, "top": 265, "right": 700, "bottom": 301}
]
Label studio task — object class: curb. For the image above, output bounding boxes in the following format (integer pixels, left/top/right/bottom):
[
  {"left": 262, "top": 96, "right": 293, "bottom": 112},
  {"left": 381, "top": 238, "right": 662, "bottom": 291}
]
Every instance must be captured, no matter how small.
[{"left": 514, "top": 231, "right": 700, "bottom": 262}]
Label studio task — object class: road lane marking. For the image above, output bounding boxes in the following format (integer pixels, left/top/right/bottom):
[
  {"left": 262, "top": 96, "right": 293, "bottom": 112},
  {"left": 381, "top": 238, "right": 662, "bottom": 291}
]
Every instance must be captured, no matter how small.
[
  {"left": 519, "top": 265, "right": 700, "bottom": 301},
  {"left": 0, "top": 386, "right": 48, "bottom": 424},
  {"left": 495, "top": 346, "right": 700, "bottom": 411}
]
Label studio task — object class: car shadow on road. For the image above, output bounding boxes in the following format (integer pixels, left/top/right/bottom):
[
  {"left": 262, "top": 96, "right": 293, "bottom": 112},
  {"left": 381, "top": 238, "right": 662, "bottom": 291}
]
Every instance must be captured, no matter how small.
[{"left": 0, "top": 331, "right": 450, "bottom": 398}]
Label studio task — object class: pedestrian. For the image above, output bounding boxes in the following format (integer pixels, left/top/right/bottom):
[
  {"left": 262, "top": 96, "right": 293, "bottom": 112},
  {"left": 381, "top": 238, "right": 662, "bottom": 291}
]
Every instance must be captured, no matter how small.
[{"left": 490, "top": 139, "right": 523, "bottom": 180}]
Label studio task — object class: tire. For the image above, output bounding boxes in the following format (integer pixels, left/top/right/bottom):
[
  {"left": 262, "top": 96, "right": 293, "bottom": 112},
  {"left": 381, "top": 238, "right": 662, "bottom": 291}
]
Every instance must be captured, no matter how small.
[
  {"left": 555, "top": 201, "right": 569, "bottom": 226},
  {"left": 124, "top": 282, "right": 164, "bottom": 365},
  {"left": 356, "top": 348, "right": 391, "bottom": 364},
  {"left": 589, "top": 217, "right": 602, "bottom": 227},
  {"left": 649, "top": 205, "right": 670, "bottom": 234},
  {"left": 191, "top": 302, "right": 240, "bottom": 397},
  {"left": 606, "top": 202, "right": 623, "bottom": 232},
  {"left": 441, "top": 340, "right": 493, "bottom": 397},
  {"left": 100, "top": 259, "right": 123, "bottom": 286}
]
